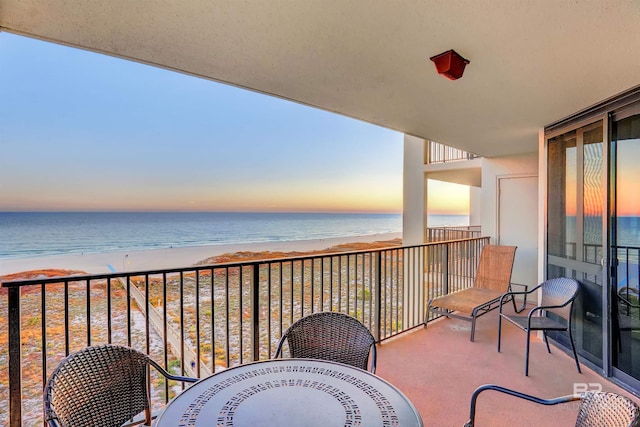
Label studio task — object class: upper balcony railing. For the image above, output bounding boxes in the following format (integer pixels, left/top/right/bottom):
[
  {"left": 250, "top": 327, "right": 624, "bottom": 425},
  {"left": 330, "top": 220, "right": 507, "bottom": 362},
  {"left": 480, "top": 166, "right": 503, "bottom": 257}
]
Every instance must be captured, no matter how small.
[
  {"left": 427, "top": 226, "right": 481, "bottom": 242},
  {"left": 427, "top": 140, "right": 479, "bottom": 164},
  {"left": 1, "top": 237, "right": 489, "bottom": 426}
]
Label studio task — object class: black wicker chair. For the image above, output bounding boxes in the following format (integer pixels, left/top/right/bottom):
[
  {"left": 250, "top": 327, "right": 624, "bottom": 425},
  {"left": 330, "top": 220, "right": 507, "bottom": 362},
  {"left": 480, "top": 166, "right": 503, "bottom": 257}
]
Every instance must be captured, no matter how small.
[
  {"left": 43, "top": 344, "right": 199, "bottom": 427},
  {"left": 498, "top": 277, "right": 581, "bottom": 376},
  {"left": 274, "top": 311, "right": 377, "bottom": 373},
  {"left": 464, "top": 384, "right": 640, "bottom": 427}
]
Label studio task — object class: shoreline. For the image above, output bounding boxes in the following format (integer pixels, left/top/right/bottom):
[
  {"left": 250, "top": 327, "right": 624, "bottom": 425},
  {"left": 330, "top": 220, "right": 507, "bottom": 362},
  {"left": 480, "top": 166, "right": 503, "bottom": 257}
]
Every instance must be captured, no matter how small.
[{"left": 0, "top": 233, "right": 402, "bottom": 276}]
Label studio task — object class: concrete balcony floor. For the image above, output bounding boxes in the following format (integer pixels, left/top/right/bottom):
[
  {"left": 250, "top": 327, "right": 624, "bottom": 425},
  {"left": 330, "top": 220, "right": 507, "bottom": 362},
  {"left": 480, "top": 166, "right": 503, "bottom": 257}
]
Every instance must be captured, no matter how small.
[{"left": 376, "top": 307, "right": 640, "bottom": 427}]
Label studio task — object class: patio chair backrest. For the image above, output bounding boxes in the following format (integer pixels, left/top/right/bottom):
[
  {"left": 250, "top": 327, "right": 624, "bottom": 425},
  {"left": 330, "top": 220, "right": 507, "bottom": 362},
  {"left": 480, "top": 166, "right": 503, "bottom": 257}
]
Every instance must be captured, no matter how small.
[
  {"left": 44, "top": 345, "right": 150, "bottom": 427},
  {"left": 474, "top": 245, "right": 517, "bottom": 292},
  {"left": 575, "top": 391, "right": 640, "bottom": 427},
  {"left": 539, "top": 277, "right": 580, "bottom": 320},
  {"left": 274, "top": 311, "right": 377, "bottom": 373},
  {"left": 44, "top": 344, "right": 197, "bottom": 427}
]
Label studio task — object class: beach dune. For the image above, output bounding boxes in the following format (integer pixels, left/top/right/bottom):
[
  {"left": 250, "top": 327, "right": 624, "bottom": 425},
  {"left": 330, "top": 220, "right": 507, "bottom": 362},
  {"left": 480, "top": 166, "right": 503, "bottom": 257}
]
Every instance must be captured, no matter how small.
[{"left": 0, "top": 233, "right": 402, "bottom": 276}]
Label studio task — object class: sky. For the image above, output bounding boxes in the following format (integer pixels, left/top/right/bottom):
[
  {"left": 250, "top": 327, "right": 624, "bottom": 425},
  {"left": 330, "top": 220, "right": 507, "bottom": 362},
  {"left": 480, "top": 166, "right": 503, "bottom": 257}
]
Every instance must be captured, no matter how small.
[
  {"left": 615, "top": 140, "right": 640, "bottom": 216},
  {"left": 0, "top": 33, "right": 470, "bottom": 215}
]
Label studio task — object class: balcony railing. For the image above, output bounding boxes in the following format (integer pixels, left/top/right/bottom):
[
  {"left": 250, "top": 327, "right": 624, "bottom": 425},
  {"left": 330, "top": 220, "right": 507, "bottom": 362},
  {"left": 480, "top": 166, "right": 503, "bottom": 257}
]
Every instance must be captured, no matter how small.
[
  {"left": 427, "top": 140, "right": 479, "bottom": 164},
  {"left": 614, "top": 245, "right": 640, "bottom": 293},
  {"left": 426, "top": 225, "right": 481, "bottom": 242},
  {"left": 1, "top": 237, "right": 489, "bottom": 426}
]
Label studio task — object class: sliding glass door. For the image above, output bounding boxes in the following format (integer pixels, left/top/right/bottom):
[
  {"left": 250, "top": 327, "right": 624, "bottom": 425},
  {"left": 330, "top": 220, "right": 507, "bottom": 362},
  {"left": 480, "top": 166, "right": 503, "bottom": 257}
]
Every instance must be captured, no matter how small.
[
  {"left": 547, "top": 120, "right": 605, "bottom": 368},
  {"left": 611, "top": 112, "right": 640, "bottom": 383},
  {"left": 545, "top": 88, "right": 640, "bottom": 393}
]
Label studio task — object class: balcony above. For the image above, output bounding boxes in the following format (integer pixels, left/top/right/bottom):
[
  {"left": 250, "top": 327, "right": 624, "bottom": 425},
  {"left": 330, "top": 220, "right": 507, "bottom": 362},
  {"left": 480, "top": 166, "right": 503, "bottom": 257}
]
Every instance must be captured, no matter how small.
[
  {"left": 424, "top": 141, "right": 482, "bottom": 187},
  {"left": 426, "top": 141, "right": 480, "bottom": 165}
]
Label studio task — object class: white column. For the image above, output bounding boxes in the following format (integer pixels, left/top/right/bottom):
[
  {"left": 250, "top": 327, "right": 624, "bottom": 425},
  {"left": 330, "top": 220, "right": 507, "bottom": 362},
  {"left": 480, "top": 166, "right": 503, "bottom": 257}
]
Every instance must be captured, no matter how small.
[
  {"left": 402, "top": 135, "right": 427, "bottom": 327},
  {"left": 469, "top": 186, "right": 482, "bottom": 226},
  {"left": 403, "top": 135, "right": 427, "bottom": 245}
]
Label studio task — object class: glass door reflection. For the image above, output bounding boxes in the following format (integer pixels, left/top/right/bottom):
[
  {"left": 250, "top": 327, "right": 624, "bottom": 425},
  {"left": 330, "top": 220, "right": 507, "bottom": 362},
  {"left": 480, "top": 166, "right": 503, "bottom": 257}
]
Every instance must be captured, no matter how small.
[
  {"left": 612, "top": 113, "right": 640, "bottom": 381},
  {"left": 547, "top": 121, "right": 604, "bottom": 367}
]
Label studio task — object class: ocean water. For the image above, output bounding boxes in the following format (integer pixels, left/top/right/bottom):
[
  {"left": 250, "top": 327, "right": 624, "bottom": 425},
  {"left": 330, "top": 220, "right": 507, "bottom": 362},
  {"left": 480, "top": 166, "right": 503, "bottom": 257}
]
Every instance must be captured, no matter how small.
[
  {"left": 0, "top": 212, "right": 469, "bottom": 259},
  {"left": 564, "top": 216, "right": 640, "bottom": 289},
  {"left": 565, "top": 216, "right": 640, "bottom": 250}
]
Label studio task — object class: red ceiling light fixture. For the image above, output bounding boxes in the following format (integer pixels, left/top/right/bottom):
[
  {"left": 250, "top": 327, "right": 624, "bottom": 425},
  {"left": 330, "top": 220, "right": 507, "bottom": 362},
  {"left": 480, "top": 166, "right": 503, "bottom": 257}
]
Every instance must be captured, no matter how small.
[{"left": 430, "top": 49, "right": 470, "bottom": 80}]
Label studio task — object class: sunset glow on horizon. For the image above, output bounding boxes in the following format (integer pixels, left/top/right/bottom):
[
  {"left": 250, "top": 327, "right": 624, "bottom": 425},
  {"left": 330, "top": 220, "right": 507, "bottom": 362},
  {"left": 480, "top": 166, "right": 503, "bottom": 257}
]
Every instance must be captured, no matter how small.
[
  {"left": 616, "top": 139, "right": 640, "bottom": 217},
  {"left": 561, "top": 139, "right": 640, "bottom": 218},
  {"left": 427, "top": 180, "right": 470, "bottom": 215}
]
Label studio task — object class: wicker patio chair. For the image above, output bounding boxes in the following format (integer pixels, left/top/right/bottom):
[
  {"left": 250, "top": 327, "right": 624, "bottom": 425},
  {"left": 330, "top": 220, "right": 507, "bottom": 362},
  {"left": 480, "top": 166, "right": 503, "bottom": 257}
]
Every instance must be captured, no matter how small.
[
  {"left": 498, "top": 277, "right": 581, "bottom": 376},
  {"left": 464, "top": 384, "right": 640, "bottom": 427},
  {"left": 425, "top": 244, "right": 518, "bottom": 341},
  {"left": 43, "top": 344, "right": 199, "bottom": 427},
  {"left": 274, "top": 311, "right": 377, "bottom": 373}
]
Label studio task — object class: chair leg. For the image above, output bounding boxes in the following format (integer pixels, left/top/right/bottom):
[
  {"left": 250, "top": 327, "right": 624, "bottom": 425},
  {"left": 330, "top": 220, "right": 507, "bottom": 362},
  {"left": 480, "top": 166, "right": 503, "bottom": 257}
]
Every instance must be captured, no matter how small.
[
  {"left": 543, "top": 331, "right": 551, "bottom": 353},
  {"left": 568, "top": 325, "right": 582, "bottom": 374},
  {"left": 497, "top": 314, "right": 503, "bottom": 353},
  {"left": 424, "top": 300, "right": 432, "bottom": 328},
  {"left": 525, "top": 330, "right": 531, "bottom": 376},
  {"left": 470, "top": 310, "right": 478, "bottom": 342}
]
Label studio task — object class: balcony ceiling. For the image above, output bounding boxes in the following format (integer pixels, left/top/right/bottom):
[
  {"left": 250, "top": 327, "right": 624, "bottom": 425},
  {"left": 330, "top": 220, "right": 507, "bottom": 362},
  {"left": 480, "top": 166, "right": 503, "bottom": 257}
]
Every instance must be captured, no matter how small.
[{"left": 2, "top": 1, "right": 640, "bottom": 157}]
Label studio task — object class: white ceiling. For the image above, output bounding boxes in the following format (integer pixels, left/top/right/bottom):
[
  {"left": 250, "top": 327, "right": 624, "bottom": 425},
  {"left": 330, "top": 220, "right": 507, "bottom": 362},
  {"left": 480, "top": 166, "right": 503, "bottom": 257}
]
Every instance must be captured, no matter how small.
[{"left": 2, "top": 0, "right": 640, "bottom": 157}]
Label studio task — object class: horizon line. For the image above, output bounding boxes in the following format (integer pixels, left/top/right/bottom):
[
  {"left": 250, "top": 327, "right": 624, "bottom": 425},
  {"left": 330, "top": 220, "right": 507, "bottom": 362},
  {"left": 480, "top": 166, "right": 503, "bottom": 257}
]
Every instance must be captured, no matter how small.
[{"left": 0, "top": 209, "right": 470, "bottom": 216}]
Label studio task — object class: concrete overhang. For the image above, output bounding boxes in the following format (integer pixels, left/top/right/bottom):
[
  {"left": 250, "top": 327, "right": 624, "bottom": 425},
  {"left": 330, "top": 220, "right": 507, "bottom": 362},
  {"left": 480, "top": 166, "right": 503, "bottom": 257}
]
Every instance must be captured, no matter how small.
[
  {"left": 1, "top": 1, "right": 639, "bottom": 156},
  {"left": 424, "top": 158, "right": 482, "bottom": 187}
]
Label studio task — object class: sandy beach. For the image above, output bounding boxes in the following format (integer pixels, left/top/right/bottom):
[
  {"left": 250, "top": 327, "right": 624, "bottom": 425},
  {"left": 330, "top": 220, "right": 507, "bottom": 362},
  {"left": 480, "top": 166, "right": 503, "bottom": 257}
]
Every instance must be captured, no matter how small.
[{"left": 0, "top": 233, "right": 402, "bottom": 276}]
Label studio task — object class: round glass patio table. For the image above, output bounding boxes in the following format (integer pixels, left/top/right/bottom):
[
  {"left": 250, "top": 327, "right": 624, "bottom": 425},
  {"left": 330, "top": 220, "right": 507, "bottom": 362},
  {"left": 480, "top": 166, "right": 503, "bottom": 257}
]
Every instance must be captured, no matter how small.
[{"left": 153, "top": 358, "right": 423, "bottom": 427}]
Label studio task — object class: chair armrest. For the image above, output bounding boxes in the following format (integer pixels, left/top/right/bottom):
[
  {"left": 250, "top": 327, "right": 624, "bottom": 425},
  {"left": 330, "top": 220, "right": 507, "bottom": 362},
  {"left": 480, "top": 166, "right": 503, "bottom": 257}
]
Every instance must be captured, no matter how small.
[
  {"left": 499, "top": 284, "right": 539, "bottom": 313},
  {"left": 507, "top": 283, "right": 539, "bottom": 296},
  {"left": 148, "top": 358, "right": 199, "bottom": 383},
  {"left": 164, "top": 373, "right": 199, "bottom": 383},
  {"left": 274, "top": 334, "right": 287, "bottom": 358},
  {"left": 370, "top": 343, "right": 377, "bottom": 374},
  {"left": 464, "top": 384, "right": 579, "bottom": 427},
  {"left": 618, "top": 295, "right": 640, "bottom": 309}
]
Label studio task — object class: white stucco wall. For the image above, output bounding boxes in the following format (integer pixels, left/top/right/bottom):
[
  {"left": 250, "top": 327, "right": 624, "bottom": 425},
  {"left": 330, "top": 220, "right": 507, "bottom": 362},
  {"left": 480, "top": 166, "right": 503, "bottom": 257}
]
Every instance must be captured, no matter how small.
[
  {"left": 480, "top": 153, "right": 538, "bottom": 238},
  {"left": 481, "top": 152, "right": 539, "bottom": 287},
  {"left": 470, "top": 186, "right": 482, "bottom": 225}
]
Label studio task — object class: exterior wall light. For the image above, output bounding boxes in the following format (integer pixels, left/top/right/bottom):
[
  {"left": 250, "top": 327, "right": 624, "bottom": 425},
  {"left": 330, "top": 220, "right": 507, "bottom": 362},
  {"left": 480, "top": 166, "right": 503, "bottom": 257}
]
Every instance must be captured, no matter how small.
[{"left": 430, "top": 49, "right": 470, "bottom": 80}]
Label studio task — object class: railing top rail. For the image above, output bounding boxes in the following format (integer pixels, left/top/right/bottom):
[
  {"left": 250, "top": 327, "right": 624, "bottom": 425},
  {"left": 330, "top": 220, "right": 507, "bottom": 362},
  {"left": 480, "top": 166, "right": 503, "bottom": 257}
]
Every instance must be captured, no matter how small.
[
  {"left": 614, "top": 245, "right": 640, "bottom": 251},
  {"left": 1, "top": 236, "right": 490, "bottom": 288},
  {"left": 428, "top": 226, "right": 481, "bottom": 230},
  {"left": 427, "top": 140, "right": 480, "bottom": 163}
]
